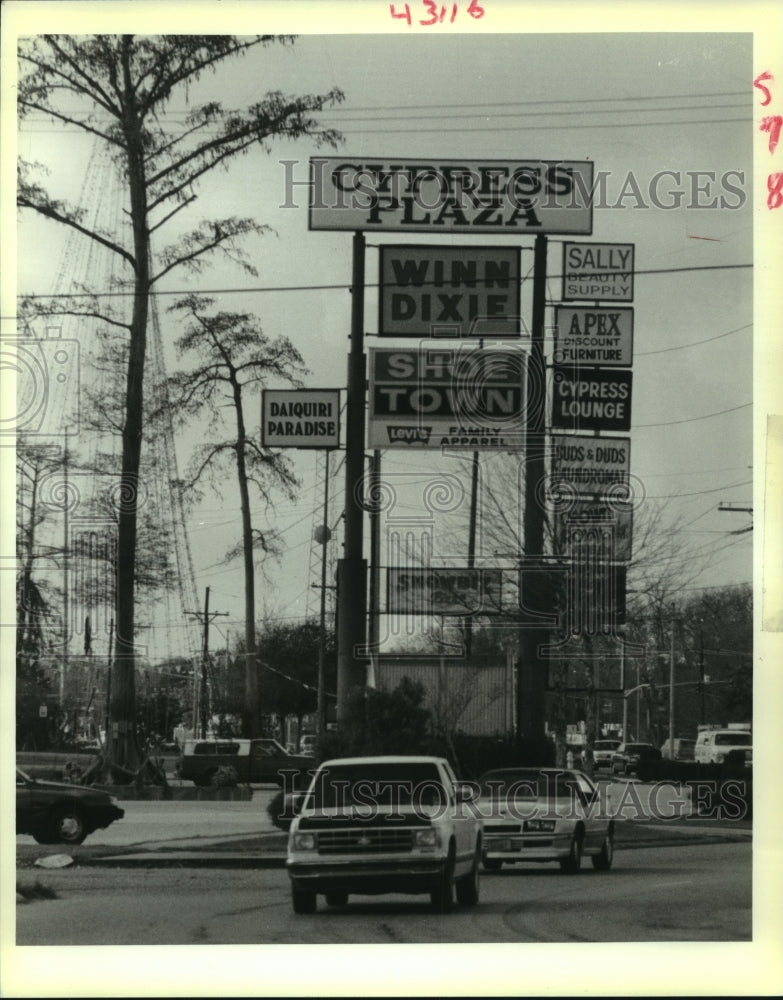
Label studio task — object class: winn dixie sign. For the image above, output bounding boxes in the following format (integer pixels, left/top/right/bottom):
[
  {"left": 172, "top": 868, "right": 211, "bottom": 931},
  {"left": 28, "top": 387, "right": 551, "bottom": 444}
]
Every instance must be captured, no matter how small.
[
  {"left": 379, "top": 245, "right": 521, "bottom": 337},
  {"left": 307, "top": 158, "right": 594, "bottom": 234}
]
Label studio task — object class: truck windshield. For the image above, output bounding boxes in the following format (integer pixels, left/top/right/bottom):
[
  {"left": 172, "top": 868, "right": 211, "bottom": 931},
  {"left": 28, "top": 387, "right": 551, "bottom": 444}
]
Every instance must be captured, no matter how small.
[{"left": 308, "top": 762, "right": 446, "bottom": 810}]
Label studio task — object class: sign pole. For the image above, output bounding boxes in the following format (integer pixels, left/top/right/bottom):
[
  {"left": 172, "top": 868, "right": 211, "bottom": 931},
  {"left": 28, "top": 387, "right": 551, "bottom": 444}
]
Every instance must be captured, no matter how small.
[
  {"left": 337, "top": 231, "right": 368, "bottom": 723},
  {"left": 518, "top": 233, "right": 548, "bottom": 741}
]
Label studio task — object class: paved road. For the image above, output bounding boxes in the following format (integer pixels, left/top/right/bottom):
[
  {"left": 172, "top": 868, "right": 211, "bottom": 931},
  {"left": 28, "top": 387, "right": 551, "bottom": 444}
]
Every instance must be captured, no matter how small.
[{"left": 15, "top": 840, "right": 751, "bottom": 946}]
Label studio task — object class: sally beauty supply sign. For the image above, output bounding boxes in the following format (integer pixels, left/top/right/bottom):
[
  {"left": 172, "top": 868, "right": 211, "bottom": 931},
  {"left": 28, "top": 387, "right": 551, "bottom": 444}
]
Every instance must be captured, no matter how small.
[{"left": 307, "top": 158, "right": 594, "bottom": 234}]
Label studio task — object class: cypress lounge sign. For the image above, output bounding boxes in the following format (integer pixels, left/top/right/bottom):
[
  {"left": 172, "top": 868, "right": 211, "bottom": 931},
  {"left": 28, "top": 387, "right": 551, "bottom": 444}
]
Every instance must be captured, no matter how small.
[{"left": 551, "top": 368, "right": 632, "bottom": 433}]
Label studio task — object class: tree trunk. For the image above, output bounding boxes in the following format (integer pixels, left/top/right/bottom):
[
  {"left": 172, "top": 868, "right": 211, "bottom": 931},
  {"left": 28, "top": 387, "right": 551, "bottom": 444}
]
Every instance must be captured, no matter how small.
[
  {"left": 106, "top": 39, "right": 149, "bottom": 774},
  {"left": 231, "top": 379, "right": 260, "bottom": 737}
]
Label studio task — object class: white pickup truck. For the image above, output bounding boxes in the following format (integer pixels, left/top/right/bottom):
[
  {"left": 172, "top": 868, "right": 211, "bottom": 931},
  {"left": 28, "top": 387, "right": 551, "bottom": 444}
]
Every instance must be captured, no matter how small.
[{"left": 286, "top": 755, "right": 483, "bottom": 914}]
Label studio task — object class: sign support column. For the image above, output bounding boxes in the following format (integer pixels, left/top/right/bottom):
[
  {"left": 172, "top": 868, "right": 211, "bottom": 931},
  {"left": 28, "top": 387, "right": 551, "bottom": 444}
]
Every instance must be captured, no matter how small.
[
  {"left": 337, "top": 231, "right": 368, "bottom": 722},
  {"left": 518, "top": 233, "right": 548, "bottom": 741}
]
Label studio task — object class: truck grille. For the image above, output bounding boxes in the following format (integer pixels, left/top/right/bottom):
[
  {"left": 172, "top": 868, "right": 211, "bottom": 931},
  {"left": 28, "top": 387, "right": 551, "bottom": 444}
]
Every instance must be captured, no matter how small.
[{"left": 317, "top": 828, "right": 414, "bottom": 855}]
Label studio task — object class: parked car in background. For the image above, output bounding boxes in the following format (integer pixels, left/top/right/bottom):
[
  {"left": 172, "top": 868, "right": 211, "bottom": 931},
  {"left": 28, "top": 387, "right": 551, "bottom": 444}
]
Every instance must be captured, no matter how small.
[
  {"left": 660, "top": 737, "right": 696, "bottom": 761},
  {"left": 477, "top": 767, "right": 614, "bottom": 874},
  {"left": 287, "top": 755, "right": 482, "bottom": 913},
  {"left": 592, "top": 739, "right": 622, "bottom": 772},
  {"left": 179, "top": 738, "right": 313, "bottom": 787},
  {"left": 694, "top": 729, "right": 752, "bottom": 764},
  {"left": 610, "top": 742, "right": 662, "bottom": 776},
  {"left": 16, "top": 767, "right": 124, "bottom": 845}
]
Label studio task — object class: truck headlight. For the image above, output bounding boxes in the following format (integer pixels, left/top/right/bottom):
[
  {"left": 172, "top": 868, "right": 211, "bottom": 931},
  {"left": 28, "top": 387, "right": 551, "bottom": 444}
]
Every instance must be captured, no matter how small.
[
  {"left": 415, "top": 828, "right": 439, "bottom": 848},
  {"left": 292, "top": 832, "right": 316, "bottom": 851},
  {"left": 523, "top": 819, "right": 556, "bottom": 832}
]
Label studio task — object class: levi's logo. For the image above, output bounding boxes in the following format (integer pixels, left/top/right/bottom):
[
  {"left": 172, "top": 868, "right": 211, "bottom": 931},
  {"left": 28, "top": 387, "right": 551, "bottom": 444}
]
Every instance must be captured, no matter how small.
[{"left": 387, "top": 426, "right": 432, "bottom": 444}]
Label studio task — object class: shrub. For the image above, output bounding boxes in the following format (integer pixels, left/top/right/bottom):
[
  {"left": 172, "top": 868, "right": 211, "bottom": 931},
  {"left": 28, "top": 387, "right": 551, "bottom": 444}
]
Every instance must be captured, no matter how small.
[{"left": 210, "top": 765, "right": 239, "bottom": 788}]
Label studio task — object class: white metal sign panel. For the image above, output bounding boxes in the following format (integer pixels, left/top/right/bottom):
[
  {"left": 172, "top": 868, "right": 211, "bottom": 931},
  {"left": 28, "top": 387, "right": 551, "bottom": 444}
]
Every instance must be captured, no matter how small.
[
  {"left": 261, "top": 389, "right": 340, "bottom": 448},
  {"left": 562, "top": 242, "right": 635, "bottom": 302},
  {"left": 550, "top": 434, "right": 631, "bottom": 494},
  {"left": 387, "top": 568, "right": 503, "bottom": 615},
  {"left": 369, "top": 347, "right": 525, "bottom": 449},
  {"left": 553, "top": 500, "right": 633, "bottom": 563},
  {"left": 553, "top": 306, "right": 634, "bottom": 367},
  {"left": 308, "top": 158, "right": 594, "bottom": 234},
  {"left": 379, "top": 245, "right": 522, "bottom": 338}
]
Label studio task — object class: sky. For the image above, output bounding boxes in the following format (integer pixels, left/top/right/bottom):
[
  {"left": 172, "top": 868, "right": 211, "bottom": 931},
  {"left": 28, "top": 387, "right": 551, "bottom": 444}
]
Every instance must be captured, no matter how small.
[
  {"left": 11, "top": 28, "right": 757, "bottom": 661},
  {"left": 2, "top": 3, "right": 783, "bottom": 997}
]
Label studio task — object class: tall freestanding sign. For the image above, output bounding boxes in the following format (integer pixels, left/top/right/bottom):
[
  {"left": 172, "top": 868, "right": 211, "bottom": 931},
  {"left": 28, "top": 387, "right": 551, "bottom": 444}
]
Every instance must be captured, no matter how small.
[{"left": 306, "top": 156, "right": 594, "bottom": 730}]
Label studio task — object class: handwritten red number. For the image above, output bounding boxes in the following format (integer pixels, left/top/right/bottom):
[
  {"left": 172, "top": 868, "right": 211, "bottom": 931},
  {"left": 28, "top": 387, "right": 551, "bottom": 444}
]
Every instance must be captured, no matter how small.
[
  {"left": 767, "top": 172, "right": 783, "bottom": 209},
  {"left": 390, "top": 3, "right": 411, "bottom": 23},
  {"left": 468, "top": 0, "right": 485, "bottom": 17},
  {"left": 754, "top": 71, "right": 773, "bottom": 107},
  {"left": 419, "top": 0, "right": 438, "bottom": 25},
  {"left": 760, "top": 115, "right": 783, "bottom": 155}
]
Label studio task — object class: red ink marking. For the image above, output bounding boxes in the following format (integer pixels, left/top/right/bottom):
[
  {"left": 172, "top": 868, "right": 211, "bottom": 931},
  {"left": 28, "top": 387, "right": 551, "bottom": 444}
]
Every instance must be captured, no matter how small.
[
  {"left": 754, "top": 71, "right": 774, "bottom": 107},
  {"left": 760, "top": 115, "right": 783, "bottom": 155},
  {"left": 767, "top": 172, "right": 783, "bottom": 209},
  {"left": 390, "top": 2, "right": 412, "bottom": 23},
  {"left": 419, "top": 0, "right": 439, "bottom": 25},
  {"left": 468, "top": 0, "right": 485, "bottom": 17}
]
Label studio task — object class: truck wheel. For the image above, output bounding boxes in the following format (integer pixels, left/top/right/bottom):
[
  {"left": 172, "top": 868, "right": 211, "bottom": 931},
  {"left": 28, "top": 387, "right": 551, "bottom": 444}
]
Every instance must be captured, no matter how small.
[
  {"left": 291, "top": 885, "right": 317, "bottom": 914},
  {"left": 325, "top": 892, "right": 348, "bottom": 907},
  {"left": 456, "top": 843, "right": 480, "bottom": 906},
  {"left": 430, "top": 850, "right": 455, "bottom": 913}
]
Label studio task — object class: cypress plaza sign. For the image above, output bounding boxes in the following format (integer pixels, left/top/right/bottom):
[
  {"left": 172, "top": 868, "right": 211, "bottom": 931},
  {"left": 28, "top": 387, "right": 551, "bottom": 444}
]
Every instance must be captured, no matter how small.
[
  {"left": 261, "top": 389, "right": 340, "bottom": 448},
  {"left": 307, "top": 158, "right": 595, "bottom": 234},
  {"left": 553, "top": 305, "right": 633, "bottom": 366},
  {"left": 379, "top": 245, "right": 522, "bottom": 337},
  {"left": 368, "top": 347, "right": 525, "bottom": 449},
  {"left": 387, "top": 567, "right": 503, "bottom": 616},
  {"left": 562, "top": 242, "right": 635, "bottom": 302}
]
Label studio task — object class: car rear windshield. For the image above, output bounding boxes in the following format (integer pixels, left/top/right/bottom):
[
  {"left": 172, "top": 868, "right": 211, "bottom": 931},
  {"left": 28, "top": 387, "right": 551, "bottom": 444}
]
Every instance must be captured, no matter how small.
[
  {"left": 308, "top": 762, "right": 447, "bottom": 809},
  {"left": 715, "top": 733, "right": 751, "bottom": 745},
  {"left": 479, "top": 770, "right": 575, "bottom": 799}
]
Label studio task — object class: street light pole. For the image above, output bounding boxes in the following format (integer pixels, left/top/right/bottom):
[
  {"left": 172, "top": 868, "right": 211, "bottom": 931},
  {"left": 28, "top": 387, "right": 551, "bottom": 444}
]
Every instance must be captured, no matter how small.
[{"left": 668, "top": 616, "right": 676, "bottom": 759}]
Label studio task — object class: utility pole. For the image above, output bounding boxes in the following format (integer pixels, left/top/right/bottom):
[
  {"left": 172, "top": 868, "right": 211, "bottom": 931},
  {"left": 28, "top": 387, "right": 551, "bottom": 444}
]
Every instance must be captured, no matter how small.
[
  {"left": 185, "top": 587, "right": 228, "bottom": 740},
  {"left": 517, "top": 233, "right": 548, "bottom": 741},
  {"left": 317, "top": 450, "right": 331, "bottom": 739},
  {"left": 668, "top": 611, "right": 677, "bottom": 759},
  {"left": 336, "top": 231, "right": 368, "bottom": 723}
]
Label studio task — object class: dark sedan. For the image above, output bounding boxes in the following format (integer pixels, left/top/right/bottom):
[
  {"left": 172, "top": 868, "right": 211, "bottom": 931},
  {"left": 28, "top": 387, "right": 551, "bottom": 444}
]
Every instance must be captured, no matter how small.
[
  {"left": 610, "top": 742, "right": 662, "bottom": 777},
  {"left": 16, "top": 767, "right": 124, "bottom": 845}
]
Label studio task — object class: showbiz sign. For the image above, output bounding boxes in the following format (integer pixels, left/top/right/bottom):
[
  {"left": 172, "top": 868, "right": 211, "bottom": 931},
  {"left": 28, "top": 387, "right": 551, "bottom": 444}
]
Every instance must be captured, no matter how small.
[
  {"left": 308, "top": 158, "right": 594, "bottom": 234},
  {"left": 368, "top": 347, "right": 525, "bottom": 449}
]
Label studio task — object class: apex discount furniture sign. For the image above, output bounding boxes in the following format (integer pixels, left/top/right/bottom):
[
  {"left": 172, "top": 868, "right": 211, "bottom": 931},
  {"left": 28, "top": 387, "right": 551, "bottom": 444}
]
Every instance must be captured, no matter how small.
[
  {"left": 379, "top": 245, "right": 522, "bottom": 337},
  {"left": 554, "top": 306, "right": 634, "bottom": 366},
  {"left": 369, "top": 347, "right": 525, "bottom": 449},
  {"left": 308, "top": 158, "right": 594, "bottom": 234}
]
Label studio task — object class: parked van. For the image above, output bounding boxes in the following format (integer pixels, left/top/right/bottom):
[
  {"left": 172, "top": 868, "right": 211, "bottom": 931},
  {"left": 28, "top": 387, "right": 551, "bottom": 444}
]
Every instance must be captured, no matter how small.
[
  {"left": 660, "top": 737, "right": 696, "bottom": 761},
  {"left": 694, "top": 729, "right": 751, "bottom": 764}
]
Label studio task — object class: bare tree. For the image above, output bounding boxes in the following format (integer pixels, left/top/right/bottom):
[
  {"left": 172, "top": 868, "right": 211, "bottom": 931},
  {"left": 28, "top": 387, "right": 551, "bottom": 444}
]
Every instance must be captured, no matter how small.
[
  {"left": 166, "top": 295, "right": 306, "bottom": 737},
  {"left": 17, "top": 35, "right": 343, "bottom": 774}
]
